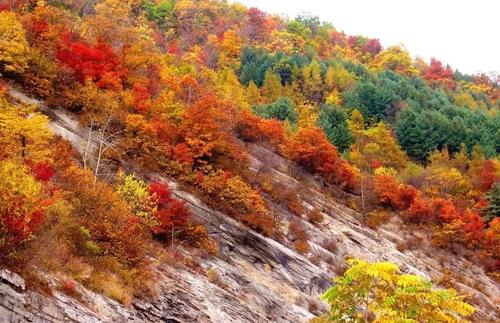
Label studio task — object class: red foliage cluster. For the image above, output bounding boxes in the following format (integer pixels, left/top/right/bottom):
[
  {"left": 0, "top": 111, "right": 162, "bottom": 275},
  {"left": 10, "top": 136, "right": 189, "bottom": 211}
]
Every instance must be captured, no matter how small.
[
  {"left": 0, "top": 2, "right": 10, "bottom": 11},
  {"left": 362, "top": 38, "right": 382, "bottom": 56},
  {"left": 287, "top": 127, "right": 358, "bottom": 190},
  {"left": 131, "top": 83, "right": 151, "bottom": 113},
  {"left": 428, "top": 198, "right": 459, "bottom": 223},
  {"left": 56, "top": 38, "right": 126, "bottom": 89},
  {"left": 374, "top": 174, "right": 417, "bottom": 210},
  {"left": 181, "top": 94, "right": 239, "bottom": 165},
  {"left": 407, "top": 195, "right": 430, "bottom": 222},
  {"left": 29, "top": 161, "right": 55, "bottom": 182},
  {"left": 244, "top": 7, "right": 268, "bottom": 42},
  {"left": 24, "top": 16, "right": 49, "bottom": 39},
  {"left": 148, "top": 182, "right": 191, "bottom": 235},
  {"left": 0, "top": 200, "right": 45, "bottom": 254},
  {"left": 330, "top": 31, "right": 345, "bottom": 46},
  {"left": 475, "top": 160, "right": 498, "bottom": 192},
  {"left": 461, "top": 210, "right": 485, "bottom": 244},
  {"left": 424, "top": 58, "right": 455, "bottom": 89},
  {"left": 374, "top": 173, "right": 486, "bottom": 247}
]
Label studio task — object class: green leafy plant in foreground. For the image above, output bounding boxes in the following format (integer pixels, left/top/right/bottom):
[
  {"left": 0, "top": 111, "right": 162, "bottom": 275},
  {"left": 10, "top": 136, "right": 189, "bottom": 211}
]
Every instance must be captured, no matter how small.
[{"left": 317, "top": 258, "right": 475, "bottom": 322}]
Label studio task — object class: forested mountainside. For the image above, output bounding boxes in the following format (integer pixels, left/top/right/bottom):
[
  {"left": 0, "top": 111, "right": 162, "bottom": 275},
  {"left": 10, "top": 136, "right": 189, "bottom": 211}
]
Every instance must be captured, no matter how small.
[{"left": 0, "top": 0, "right": 498, "bottom": 322}]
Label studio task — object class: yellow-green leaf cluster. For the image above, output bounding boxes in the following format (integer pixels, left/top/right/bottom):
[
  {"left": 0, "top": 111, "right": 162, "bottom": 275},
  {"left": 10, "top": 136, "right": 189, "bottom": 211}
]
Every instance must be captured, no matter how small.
[{"left": 320, "top": 258, "right": 476, "bottom": 322}]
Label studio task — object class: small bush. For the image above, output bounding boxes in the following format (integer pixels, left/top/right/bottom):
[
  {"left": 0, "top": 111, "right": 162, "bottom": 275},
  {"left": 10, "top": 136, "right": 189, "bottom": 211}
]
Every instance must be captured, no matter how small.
[
  {"left": 289, "top": 219, "right": 309, "bottom": 254},
  {"left": 61, "top": 279, "right": 80, "bottom": 298},
  {"left": 206, "top": 267, "right": 227, "bottom": 289},
  {"left": 293, "top": 240, "right": 310, "bottom": 254},
  {"left": 307, "top": 208, "right": 324, "bottom": 225},
  {"left": 365, "top": 210, "right": 391, "bottom": 229},
  {"left": 396, "top": 241, "right": 407, "bottom": 252},
  {"left": 322, "top": 240, "right": 337, "bottom": 253}
]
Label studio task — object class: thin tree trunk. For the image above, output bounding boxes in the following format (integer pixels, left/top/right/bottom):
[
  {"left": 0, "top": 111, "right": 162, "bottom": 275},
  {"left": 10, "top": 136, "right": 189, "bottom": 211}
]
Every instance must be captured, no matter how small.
[{"left": 83, "top": 120, "right": 93, "bottom": 169}]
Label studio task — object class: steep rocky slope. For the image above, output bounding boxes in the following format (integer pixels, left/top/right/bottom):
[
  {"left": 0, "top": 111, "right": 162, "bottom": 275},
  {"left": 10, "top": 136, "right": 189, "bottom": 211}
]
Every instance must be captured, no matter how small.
[{"left": 1, "top": 86, "right": 498, "bottom": 322}]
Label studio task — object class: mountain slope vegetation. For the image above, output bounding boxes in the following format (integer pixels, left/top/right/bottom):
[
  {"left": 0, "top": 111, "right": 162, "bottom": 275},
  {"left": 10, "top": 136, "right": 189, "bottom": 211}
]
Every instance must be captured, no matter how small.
[{"left": 0, "top": 0, "right": 498, "bottom": 321}]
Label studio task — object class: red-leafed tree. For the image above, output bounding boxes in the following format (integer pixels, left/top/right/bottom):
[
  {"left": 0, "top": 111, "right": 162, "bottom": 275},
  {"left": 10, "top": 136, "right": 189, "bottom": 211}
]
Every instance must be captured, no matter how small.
[
  {"left": 148, "top": 182, "right": 191, "bottom": 236},
  {"left": 244, "top": 7, "right": 268, "bottom": 42},
  {"left": 407, "top": 195, "right": 431, "bottom": 223},
  {"left": 29, "top": 160, "right": 55, "bottom": 182},
  {"left": 0, "top": 160, "right": 49, "bottom": 257},
  {"left": 56, "top": 38, "right": 126, "bottom": 89},
  {"left": 362, "top": 38, "right": 382, "bottom": 56},
  {"left": 236, "top": 111, "right": 286, "bottom": 149},
  {"left": 424, "top": 58, "right": 455, "bottom": 89},
  {"left": 374, "top": 174, "right": 400, "bottom": 209},
  {"left": 130, "top": 83, "right": 151, "bottom": 113},
  {"left": 475, "top": 160, "right": 498, "bottom": 192},
  {"left": 375, "top": 174, "right": 417, "bottom": 210}
]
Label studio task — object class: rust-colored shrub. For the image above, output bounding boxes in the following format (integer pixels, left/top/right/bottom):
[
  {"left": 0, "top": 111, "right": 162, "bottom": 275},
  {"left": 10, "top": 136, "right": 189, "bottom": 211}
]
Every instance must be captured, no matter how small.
[
  {"left": 365, "top": 210, "right": 391, "bottom": 229},
  {"left": 307, "top": 208, "right": 324, "bottom": 225}
]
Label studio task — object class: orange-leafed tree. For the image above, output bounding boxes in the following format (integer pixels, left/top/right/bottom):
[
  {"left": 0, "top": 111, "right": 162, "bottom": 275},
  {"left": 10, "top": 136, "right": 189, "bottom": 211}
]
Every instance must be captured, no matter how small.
[
  {"left": 181, "top": 94, "right": 241, "bottom": 167},
  {"left": 287, "top": 127, "right": 358, "bottom": 190},
  {"left": 407, "top": 195, "right": 430, "bottom": 223},
  {"left": 428, "top": 198, "right": 459, "bottom": 223},
  {"left": 374, "top": 173, "right": 400, "bottom": 209},
  {"left": 461, "top": 210, "right": 485, "bottom": 245},
  {"left": 236, "top": 111, "right": 286, "bottom": 149}
]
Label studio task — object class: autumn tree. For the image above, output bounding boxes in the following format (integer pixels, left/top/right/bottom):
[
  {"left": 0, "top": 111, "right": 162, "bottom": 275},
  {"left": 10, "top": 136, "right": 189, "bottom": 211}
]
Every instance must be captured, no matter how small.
[
  {"left": 0, "top": 159, "right": 47, "bottom": 257},
  {"left": 0, "top": 11, "right": 30, "bottom": 74},
  {"left": 56, "top": 38, "right": 126, "bottom": 89},
  {"left": 287, "top": 127, "right": 358, "bottom": 190},
  {"left": 0, "top": 94, "right": 52, "bottom": 161},
  {"left": 148, "top": 181, "right": 191, "bottom": 240},
  {"left": 424, "top": 58, "right": 455, "bottom": 89},
  {"left": 261, "top": 69, "right": 282, "bottom": 102},
  {"left": 236, "top": 111, "right": 286, "bottom": 149},
  {"left": 243, "top": 7, "right": 268, "bottom": 43},
  {"left": 350, "top": 122, "right": 408, "bottom": 171},
  {"left": 115, "top": 171, "right": 157, "bottom": 226},
  {"left": 370, "top": 46, "right": 418, "bottom": 76},
  {"left": 320, "top": 259, "right": 475, "bottom": 322}
]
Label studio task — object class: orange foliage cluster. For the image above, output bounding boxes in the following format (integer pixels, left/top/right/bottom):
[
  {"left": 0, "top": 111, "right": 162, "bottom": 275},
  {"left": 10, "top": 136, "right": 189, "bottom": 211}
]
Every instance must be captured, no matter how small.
[
  {"left": 374, "top": 173, "right": 487, "bottom": 249},
  {"left": 236, "top": 111, "right": 286, "bottom": 149},
  {"left": 287, "top": 128, "right": 359, "bottom": 190}
]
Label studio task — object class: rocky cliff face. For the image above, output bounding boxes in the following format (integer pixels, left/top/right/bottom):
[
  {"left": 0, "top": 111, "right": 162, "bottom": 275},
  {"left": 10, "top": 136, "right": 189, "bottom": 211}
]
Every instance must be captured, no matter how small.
[{"left": 1, "top": 87, "right": 499, "bottom": 322}]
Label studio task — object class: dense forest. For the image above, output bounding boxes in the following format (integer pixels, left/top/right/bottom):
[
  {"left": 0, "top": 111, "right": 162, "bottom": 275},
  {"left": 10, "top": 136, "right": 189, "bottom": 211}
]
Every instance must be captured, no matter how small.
[{"left": 0, "top": 0, "right": 498, "bottom": 321}]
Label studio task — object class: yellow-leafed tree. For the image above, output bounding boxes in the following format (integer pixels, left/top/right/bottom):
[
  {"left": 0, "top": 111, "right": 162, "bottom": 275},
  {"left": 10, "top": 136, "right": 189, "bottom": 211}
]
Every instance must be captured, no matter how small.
[
  {"left": 0, "top": 11, "right": 30, "bottom": 74},
  {"left": 317, "top": 258, "right": 476, "bottom": 323}
]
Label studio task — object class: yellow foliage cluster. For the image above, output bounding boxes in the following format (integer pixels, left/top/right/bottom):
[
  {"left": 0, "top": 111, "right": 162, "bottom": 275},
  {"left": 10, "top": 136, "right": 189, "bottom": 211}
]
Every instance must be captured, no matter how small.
[
  {"left": 0, "top": 11, "right": 30, "bottom": 73},
  {"left": 320, "top": 258, "right": 476, "bottom": 322}
]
